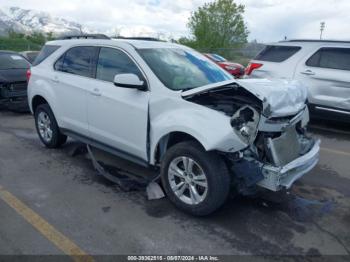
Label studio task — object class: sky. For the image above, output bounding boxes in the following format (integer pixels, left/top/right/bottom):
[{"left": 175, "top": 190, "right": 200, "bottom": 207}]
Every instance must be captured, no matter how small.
[{"left": 1, "top": 0, "right": 349, "bottom": 42}]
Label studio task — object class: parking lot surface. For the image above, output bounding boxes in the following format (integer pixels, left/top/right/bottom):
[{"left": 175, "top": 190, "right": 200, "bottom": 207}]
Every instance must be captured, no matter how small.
[{"left": 0, "top": 110, "right": 349, "bottom": 257}]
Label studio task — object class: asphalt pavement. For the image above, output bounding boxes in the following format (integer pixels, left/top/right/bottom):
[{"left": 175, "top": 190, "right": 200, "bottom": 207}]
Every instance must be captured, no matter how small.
[{"left": 0, "top": 110, "right": 349, "bottom": 258}]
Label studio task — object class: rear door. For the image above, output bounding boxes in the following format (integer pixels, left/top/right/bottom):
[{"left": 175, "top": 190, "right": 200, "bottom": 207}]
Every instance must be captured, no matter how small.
[
  {"left": 296, "top": 46, "right": 350, "bottom": 113},
  {"left": 87, "top": 47, "right": 150, "bottom": 163},
  {"left": 53, "top": 46, "right": 99, "bottom": 137}
]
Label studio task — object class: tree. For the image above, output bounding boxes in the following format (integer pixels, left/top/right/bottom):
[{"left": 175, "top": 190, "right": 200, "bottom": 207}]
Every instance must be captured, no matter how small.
[
  {"left": 46, "top": 31, "right": 55, "bottom": 41},
  {"left": 7, "top": 29, "right": 25, "bottom": 39},
  {"left": 26, "top": 32, "right": 46, "bottom": 45},
  {"left": 188, "top": 0, "right": 249, "bottom": 49},
  {"left": 177, "top": 37, "right": 197, "bottom": 48}
]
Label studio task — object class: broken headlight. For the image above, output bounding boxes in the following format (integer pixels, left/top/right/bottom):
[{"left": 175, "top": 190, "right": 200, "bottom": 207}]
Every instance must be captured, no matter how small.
[{"left": 230, "top": 106, "right": 260, "bottom": 144}]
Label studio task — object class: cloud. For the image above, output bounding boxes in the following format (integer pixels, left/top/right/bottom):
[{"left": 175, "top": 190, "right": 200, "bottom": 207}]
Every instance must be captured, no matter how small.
[
  {"left": 237, "top": 0, "right": 350, "bottom": 41},
  {"left": 1, "top": 0, "right": 349, "bottom": 42}
]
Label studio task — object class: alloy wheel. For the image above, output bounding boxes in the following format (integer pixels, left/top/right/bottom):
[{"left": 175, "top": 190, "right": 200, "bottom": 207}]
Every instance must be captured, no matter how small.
[
  {"left": 168, "top": 156, "right": 208, "bottom": 205},
  {"left": 37, "top": 111, "right": 53, "bottom": 143}
]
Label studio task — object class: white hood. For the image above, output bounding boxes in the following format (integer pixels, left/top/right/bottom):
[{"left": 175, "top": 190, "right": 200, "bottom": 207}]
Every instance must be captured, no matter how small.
[
  {"left": 182, "top": 78, "right": 307, "bottom": 117},
  {"left": 236, "top": 78, "right": 307, "bottom": 117}
]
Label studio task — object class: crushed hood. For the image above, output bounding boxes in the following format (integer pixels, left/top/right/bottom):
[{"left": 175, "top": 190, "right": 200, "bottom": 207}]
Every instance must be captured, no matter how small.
[{"left": 182, "top": 78, "right": 307, "bottom": 117}]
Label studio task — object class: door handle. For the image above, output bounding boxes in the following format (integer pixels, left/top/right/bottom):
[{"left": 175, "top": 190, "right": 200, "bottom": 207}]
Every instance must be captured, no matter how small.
[
  {"left": 52, "top": 76, "right": 60, "bottom": 83},
  {"left": 90, "top": 88, "right": 102, "bottom": 96},
  {"left": 301, "top": 70, "right": 315, "bottom": 76}
]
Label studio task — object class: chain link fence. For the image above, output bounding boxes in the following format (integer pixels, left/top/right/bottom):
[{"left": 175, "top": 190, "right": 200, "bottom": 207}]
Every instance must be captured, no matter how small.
[{"left": 198, "top": 43, "right": 265, "bottom": 66}]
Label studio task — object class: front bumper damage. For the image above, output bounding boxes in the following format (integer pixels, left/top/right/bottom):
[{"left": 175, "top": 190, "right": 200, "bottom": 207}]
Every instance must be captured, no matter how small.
[
  {"left": 230, "top": 106, "right": 320, "bottom": 192},
  {"left": 257, "top": 139, "right": 320, "bottom": 191}
]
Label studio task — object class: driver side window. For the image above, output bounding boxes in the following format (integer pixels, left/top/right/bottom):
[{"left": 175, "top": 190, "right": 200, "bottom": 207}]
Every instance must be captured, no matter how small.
[{"left": 96, "top": 47, "right": 143, "bottom": 82}]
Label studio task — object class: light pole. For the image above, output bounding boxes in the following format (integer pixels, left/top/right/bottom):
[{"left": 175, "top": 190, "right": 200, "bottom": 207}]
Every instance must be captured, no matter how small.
[{"left": 320, "top": 22, "right": 325, "bottom": 40}]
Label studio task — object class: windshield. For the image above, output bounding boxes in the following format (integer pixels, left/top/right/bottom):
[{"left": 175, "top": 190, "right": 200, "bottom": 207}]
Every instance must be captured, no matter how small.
[
  {"left": 138, "top": 48, "right": 232, "bottom": 91},
  {"left": 0, "top": 54, "right": 30, "bottom": 70},
  {"left": 210, "top": 54, "right": 227, "bottom": 62}
]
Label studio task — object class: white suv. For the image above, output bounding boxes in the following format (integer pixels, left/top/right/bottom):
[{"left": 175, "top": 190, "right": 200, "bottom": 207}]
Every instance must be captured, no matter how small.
[
  {"left": 28, "top": 36, "right": 320, "bottom": 215},
  {"left": 246, "top": 40, "right": 350, "bottom": 122}
]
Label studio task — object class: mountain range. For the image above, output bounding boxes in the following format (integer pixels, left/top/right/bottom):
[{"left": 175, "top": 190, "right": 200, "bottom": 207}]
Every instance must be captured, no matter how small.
[{"left": 0, "top": 6, "right": 89, "bottom": 36}]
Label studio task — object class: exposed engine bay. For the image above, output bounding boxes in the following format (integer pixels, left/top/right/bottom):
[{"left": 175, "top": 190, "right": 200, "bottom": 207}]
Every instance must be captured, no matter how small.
[
  {"left": 184, "top": 83, "right": 262, "bottom": 117},
  {"left": 184, "top": 84, "right": 262, "bottom": 144},
  {"left": 183, "top": 82, "right": 319, "bottom": 192}
]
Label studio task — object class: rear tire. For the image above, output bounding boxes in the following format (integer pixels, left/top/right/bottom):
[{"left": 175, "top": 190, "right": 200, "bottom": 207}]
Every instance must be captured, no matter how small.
[
  {"left": 34, "top": 104, "right": 67, "bottom": 148},
  {"left": 161, "top": 141, "right": 231, "bottom": 216}
]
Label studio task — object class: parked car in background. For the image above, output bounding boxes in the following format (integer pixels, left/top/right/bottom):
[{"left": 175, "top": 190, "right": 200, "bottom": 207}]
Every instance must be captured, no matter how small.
[
  {"left": 20, "top": 51, "right": 40, "bottom": 64},
  {"left": 204, "top": 53, "right": 245, "bottom": 78},
  {"left": 245, "top": 40, "right": 350, "bottom": 123},
  {"left": 0, "top": 50, "right": 31, "bottom": 111},
  {"left": 28, "top": 36, "right": 319, "bottom": 216}
]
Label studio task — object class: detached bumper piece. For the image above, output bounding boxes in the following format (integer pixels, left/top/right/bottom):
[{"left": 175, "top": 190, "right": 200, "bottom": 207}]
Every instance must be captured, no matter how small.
[{"left": 257, "top": 139, "right": 320, "bottom": 191}]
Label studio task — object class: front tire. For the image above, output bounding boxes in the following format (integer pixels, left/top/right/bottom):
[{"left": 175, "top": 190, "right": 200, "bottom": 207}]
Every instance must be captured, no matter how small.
[
  {"left": 34, "top": 104, "right": 67, "bottom": 148},
  {"left": 161, "top": 141, "right": 231, "bottom": 216}
]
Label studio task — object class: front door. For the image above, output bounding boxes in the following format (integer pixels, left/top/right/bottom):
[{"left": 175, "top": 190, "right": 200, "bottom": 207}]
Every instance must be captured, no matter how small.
[{"left": 87, "top": 47, "right": 150, "bottom": 162}]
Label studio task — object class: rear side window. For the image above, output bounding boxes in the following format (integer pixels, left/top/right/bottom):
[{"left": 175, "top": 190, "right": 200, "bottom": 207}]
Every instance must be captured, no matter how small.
[
  {"left": 306, "top": 47, "right": 350, "bottom": 71},
  {"left": 254, "top": 45, "right": 301, "bottom": 62},
  {"left": 96, "top": 47, "right": 143, "bottom": 82},
  {"left": 55, "top": 46, "right": 98, "bottom": 78},
  {"left": 32, "top": 45, "right": 60, "bottom": 66}
]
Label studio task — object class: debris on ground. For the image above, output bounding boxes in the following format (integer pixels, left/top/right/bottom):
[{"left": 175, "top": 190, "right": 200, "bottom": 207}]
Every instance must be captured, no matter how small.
[{"left": 86, "top": 145, "right": 165, "bottom": 199}]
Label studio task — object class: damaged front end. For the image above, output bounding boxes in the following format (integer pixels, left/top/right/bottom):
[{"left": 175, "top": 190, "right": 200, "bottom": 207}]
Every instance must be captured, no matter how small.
[
  {"left": 183, "top": 79, "right": 320, "bottom": 193},
  {"left": 236, "top": 107, "right": 320, "bottom": 192}
]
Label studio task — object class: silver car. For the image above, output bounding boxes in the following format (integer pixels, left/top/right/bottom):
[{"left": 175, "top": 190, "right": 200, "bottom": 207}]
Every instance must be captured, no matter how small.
[{"left": 246, "top": 40, "right": 350, "bottom": 122}]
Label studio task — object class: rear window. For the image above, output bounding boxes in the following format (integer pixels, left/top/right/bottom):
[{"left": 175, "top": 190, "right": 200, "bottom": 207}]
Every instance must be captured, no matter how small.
[
  {"left": 254, "top": 45, "right": 301, "bottom": 62},
  {"left": 208, "top": 54, "right": 226, "bottom": 62},
  {"left": 0, "top": 53, "right": 30, "bottom": 70},
  {"left": 32, "top": 45, "right": 60, "bottom": 66},
  {"left": 306, "top": 47, "right": 350, "bottom": 71},
  {"left": 26, "top": 52, "right": 39, "bottom": 63}
]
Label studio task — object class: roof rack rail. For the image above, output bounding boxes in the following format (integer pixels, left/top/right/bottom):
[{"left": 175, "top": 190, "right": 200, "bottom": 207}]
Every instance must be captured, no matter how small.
[
  {"left": 280, "top": 39, "right": 350, "bottom": 44},
  {"left": 58, "top": 34, "right": 110, "bottom": 40},
  {"left": 114, "top": 36, "right": 162, "bottom": 41}
]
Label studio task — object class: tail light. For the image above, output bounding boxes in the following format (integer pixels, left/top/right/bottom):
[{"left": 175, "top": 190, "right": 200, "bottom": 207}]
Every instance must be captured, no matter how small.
[
  {"left": 26, "top": 69, "right": 31, "bottom": 82},
  {"left": 245, "top": 62, "right": 263, "bottom": 76}
]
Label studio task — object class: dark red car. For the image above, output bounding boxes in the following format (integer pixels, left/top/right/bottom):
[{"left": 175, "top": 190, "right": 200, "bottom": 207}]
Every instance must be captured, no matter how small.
[{"left": 204, "top": 53, "right": 245, "bottom": 78}]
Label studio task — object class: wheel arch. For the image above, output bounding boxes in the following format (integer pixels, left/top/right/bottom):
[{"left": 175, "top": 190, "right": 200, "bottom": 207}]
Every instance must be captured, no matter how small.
[
  {"left": 31, "top": 95, "right": 49, "bottom": 113},
  {"left": 152, "top": 131, "right": 206, "bottom": 165}
]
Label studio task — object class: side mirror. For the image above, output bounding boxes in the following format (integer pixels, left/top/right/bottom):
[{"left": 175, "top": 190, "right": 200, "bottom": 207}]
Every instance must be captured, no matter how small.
[{"left": 113, "top": 73, "right": 147, "bottom": 91}]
